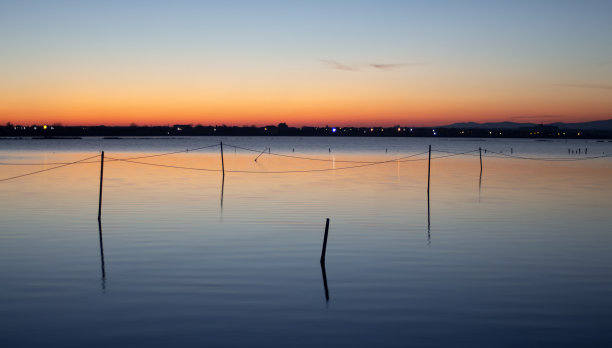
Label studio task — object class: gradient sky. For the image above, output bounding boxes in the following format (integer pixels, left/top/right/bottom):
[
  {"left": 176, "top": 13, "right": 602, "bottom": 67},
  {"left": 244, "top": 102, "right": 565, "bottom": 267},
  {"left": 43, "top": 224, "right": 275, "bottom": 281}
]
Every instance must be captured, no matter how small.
[{"left": 1, "top": 0, "right": 611, "bottom": 126}]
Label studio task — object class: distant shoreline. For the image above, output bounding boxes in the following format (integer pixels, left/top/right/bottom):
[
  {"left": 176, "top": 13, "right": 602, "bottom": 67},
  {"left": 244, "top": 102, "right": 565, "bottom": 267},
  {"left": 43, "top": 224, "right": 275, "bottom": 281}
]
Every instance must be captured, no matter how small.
[{"left": 2, "top": 123, "right": 612, "bottom": 139}]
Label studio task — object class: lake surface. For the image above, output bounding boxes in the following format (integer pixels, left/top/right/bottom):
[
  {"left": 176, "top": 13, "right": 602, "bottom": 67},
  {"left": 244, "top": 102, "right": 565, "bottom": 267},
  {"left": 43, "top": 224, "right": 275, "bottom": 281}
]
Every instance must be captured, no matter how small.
[{"left": 1, "top": 137, "right": 612, "bottom": 347}]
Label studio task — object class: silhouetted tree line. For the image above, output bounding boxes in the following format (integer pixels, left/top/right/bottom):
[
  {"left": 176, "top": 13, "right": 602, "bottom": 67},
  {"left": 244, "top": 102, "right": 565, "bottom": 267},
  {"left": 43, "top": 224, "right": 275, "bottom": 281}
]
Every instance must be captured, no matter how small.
[{"left": 1, "top": 122, "right": 611, "bottom": 139}]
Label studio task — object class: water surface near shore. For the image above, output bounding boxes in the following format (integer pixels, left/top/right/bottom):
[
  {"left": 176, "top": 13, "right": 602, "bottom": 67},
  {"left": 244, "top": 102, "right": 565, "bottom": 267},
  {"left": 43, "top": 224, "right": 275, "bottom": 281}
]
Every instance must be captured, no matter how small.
[{"left": 1, "top": 137, "right": 611, "bottom": 347}]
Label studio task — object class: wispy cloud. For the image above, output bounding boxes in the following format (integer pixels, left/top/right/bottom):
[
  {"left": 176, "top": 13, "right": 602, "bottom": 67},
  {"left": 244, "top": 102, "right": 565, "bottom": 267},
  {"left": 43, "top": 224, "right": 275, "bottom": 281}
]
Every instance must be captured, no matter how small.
[
  {"left": 559, "top": 83, "right": 612, "bottom": 91},
  {"left": 510, "top": 115, "right": 563, "bottom": 120},
  {"left": 319, "top": 59, "right": 359, "bottom": 71},
  {"left": 369, "top": 62, "right": 426, "bottom": 70},
  {"left": 320, "top": 59, "right": 427, "bottom": 72}
]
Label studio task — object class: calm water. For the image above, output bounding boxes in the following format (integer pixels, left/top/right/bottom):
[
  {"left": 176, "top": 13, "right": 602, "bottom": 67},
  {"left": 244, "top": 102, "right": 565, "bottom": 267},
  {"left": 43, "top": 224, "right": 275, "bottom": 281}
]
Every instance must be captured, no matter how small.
[{"left": 1, "top": 137, "right": 612, "bottom": 347}]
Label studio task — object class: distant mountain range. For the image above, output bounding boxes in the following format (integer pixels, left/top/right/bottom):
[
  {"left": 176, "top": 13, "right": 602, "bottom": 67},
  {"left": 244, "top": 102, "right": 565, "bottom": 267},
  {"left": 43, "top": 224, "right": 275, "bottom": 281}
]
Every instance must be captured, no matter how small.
[{"left": 442, "top": 118, "right": 612, "bottom": 130}]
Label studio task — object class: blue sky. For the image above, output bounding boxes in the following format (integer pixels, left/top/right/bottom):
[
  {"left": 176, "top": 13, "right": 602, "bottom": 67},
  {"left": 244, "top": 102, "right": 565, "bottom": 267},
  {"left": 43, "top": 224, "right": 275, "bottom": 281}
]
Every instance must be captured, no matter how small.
[{"left": 1, "top": 0, "right": 611, "bottom": 125}]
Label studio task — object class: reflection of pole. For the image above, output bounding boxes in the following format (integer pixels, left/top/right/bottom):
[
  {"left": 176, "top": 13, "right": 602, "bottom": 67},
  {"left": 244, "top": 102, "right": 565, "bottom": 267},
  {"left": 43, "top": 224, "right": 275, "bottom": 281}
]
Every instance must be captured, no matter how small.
[
  {"left": 320, "top": 263, "right": 330, "bottom": 303},
  {"left": 479, "top": 147, "right": 482, "bottom": 176},
  {"left": 427, "top": 145, "right": 431, "bottom": 241},
  {"left": 427, "top": 195, "right": 431, "bottom": 243},
  {"left": 427, "top": 195, "right": 431, "bottom": 228},
  {"left": 220, "top": 142, "right": 225, "bottom": 177},
  {"left": 320, "top": 218, "right": 330, "bottom": 264},
  {"left": 98, "top": 151, "right": 104, "bottom": 221},
  {"left": 427, "top": 145, "right": 431, "bottom": 195},
  {"left": 98, "top": 220, "right": 106, "bottom": 290},
  {"left": 220, "top": 174, "right": 225, "bottom": 212}
]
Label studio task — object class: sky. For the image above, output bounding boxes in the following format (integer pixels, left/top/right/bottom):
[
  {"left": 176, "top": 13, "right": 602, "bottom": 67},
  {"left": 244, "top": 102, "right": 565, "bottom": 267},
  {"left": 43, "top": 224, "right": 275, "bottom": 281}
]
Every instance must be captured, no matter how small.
[{"left": 1, "top": 0, "right": 611, "bottom": 127}]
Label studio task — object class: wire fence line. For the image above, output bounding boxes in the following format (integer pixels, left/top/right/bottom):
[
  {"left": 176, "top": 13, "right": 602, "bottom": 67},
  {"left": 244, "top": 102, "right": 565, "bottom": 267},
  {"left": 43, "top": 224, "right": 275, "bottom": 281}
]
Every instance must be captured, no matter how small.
[
  {"left": 108, "top": 150, "right": 433, "bottom": 174},
  {"left": 1, "top": 142, "right": 610, "bottom": 182},
  {"left": 0, "top": 154, "right": 101, "bottom": 183},
  {"left": 433, "top": 148, "right": 612, "bottom": 161},
  {"left": 480, "top": 151, "right": 612, "bottom": 161},
  {"left": 0, "top": 143, "right": 221, "bottom": 166}
]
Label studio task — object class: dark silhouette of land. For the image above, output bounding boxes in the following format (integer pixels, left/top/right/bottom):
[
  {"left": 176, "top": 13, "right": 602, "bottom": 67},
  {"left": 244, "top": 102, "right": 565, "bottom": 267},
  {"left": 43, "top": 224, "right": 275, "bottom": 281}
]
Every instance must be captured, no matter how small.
[{"left": 2, "top": 119, "right": 612, "bottom": 139}]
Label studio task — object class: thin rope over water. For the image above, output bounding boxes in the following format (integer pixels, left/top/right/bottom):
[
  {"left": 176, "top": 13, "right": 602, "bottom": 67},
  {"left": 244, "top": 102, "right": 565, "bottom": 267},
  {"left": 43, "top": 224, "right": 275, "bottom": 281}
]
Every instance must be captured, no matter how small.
[
  {"left": 0, "top": 154, "right": 101, "bottom": 182},
  {"left": 483, "top": 151, "right": 612, "bottom": 161},
  {"left": 0, "top": 142, "right": 609, "bottom": 182},
  {"left": 227, "top": 143, "right": 387, "bottom": 163},
  {"left": 106, "top": 151, "right": 432, "bottom": 174},
  {"left": 0, "top": 143, "right": 220, "bottom": 166}
]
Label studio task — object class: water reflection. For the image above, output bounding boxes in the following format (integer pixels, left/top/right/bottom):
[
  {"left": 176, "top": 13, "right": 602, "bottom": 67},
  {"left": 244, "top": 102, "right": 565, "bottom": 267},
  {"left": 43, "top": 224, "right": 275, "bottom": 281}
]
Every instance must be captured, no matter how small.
[
  {"left": 320, "top": 263, "right": 330, "bottom": 303},
  {"left": 97, "top": 220, "right": 106, "bottom": 291},
  {"left": 220, "top": 174, "right": 225, "bottom": 214},
  {"left": 427, "top": 193, "right": 431, "bottom": 245},
  {"left": 2, "top": 141, "right": 612, "bottom": 346}
]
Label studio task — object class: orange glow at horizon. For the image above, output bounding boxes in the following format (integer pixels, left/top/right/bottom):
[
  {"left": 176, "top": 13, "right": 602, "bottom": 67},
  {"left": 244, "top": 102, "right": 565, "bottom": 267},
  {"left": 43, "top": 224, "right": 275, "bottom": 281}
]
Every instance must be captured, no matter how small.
[
  {"left": 2, "top": 89, "right": 610, "bottom": 127},
  {"left": 1, "top": 63, "right": 610, "bottom": 127}
]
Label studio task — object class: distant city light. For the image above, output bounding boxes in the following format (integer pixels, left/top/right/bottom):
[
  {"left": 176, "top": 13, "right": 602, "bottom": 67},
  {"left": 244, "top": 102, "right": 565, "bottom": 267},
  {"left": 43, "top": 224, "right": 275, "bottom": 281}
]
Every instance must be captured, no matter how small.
[{"left": 332, "top": 128, "right": 337, "bottom": 133}]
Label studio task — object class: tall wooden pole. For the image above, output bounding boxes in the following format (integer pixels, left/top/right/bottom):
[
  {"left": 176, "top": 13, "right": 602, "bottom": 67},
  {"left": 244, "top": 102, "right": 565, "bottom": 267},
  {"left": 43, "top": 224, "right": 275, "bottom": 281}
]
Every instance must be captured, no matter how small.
[
  {"left": 98, "top": 151, "right": 104, "bottom": 221},
  {"left": 220, "top": 142, "right": 225, "bottom": 177}
]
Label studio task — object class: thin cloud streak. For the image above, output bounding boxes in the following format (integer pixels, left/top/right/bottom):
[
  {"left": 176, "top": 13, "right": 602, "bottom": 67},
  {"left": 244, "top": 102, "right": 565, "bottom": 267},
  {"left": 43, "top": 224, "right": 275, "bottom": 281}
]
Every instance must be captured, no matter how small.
[
  {"left": 319, "top": 59, "right": 359, "bottom": 71},
  {"left": 320, "top": 59, "right": 427, "bottom": 72},
  {"left": 369, "top": 62, "right": 426, "bottom": 70},
  {"left": 511, "top": 115, "right": 563, "bottom": 120},
  {"left": 559, "top": 83, "right": 612, "bottom": 91}
]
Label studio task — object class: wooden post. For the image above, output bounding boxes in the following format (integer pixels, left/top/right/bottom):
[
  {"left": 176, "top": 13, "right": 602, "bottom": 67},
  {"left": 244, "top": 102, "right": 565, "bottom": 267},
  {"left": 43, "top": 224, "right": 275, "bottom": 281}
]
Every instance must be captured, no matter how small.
[
  {"left": 320, "top": 218, "right": 330, "bottom": 264},
  {"left": 479, "top": 147, "right": 482, "bottom": 175},
  {"left": 220, "top": 142, "right": 225, "bottom": 176},
  {"left": 427, "top": 145, "right": 431, "bottom": 195},
  {"left": 98, "top": 151, "right": 104, "bottom": 221}
]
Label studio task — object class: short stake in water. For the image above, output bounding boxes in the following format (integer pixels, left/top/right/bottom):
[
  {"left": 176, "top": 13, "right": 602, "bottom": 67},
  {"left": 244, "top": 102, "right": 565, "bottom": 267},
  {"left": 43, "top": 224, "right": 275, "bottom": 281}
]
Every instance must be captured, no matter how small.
[
  {"left": 320, "top": 218, "right": 330, "bottom": 264},
  {"left": 98, "top": 151, "right": 104, "bottom": 221}
]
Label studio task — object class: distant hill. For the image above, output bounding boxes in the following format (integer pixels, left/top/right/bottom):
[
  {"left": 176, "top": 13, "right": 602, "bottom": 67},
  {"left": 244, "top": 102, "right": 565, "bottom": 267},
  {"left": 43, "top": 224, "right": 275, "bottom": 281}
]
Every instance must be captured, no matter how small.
[
  {"left": 443, "top": 118, "right": 612, "bottom": 130},
  {"left": 442, "top": 121, "right": 537, "bottom": 129},
  {"left": 550, "top": 119, "right": 612, "bottom": 130}
]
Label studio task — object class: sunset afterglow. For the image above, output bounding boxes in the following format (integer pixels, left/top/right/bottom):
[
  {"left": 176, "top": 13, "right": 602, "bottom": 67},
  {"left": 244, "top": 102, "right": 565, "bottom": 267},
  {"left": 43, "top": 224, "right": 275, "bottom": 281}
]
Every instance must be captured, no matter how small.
[{"left": 1, "top": 1, "right": 611, "bottom": 127}]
